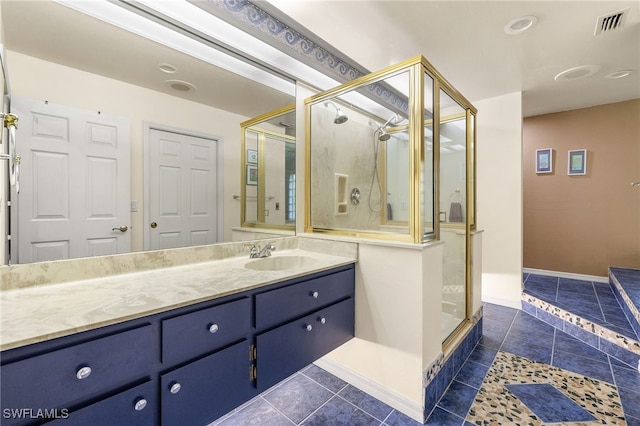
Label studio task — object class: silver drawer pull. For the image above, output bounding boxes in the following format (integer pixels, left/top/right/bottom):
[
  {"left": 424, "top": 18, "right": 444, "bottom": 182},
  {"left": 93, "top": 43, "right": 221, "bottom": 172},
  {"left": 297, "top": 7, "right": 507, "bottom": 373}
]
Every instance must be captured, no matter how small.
[
  {"left": 134, "top": 398, "right": 147, "bottom": 411},
  {"left": 310, "top": 291, "right": 319, "bottom": 299},
  {"left": 170, "top": 382, "right": 182, "bottom": 394},
  {"left": 208, "top": 323, "right": 219, "bottom": 334},
  {"left": 305, "top": 324, "right": 313, "bottom": 332},
  {"left": 318, "top": 317, "right": 326, "bottom": 325},
  {"left": 76, "top": 366, "right": 92, "bottom": 380}
]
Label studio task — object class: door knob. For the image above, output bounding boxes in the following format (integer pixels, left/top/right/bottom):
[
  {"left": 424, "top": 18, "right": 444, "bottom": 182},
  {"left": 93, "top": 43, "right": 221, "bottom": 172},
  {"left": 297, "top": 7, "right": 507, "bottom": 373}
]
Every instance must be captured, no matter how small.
[
  {"left": 150, "top": 222, "right": 158, "bottom": 229},
  {"left": 112, "top": 225, "right": 128, "bottom": 232}
]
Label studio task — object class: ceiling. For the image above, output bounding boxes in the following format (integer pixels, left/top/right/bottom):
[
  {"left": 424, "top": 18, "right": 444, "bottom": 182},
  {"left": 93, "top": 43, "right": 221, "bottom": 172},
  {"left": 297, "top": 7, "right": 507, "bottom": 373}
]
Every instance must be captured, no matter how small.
[
  {"left": 268, "top": 0, "right": 639, "bottom": 117},
  {"left": 2, "top": 1, "right": 638, "bottom": 118},
  {"left": 0, "top": 0, "right": 294, "bottom": 119}
]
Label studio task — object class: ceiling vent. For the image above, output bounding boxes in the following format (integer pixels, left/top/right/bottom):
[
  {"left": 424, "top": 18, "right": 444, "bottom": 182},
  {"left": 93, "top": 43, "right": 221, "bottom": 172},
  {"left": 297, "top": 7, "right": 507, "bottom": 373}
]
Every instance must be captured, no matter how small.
[{"left": 594, "top": 8, "right": 629, "bottom": 35}]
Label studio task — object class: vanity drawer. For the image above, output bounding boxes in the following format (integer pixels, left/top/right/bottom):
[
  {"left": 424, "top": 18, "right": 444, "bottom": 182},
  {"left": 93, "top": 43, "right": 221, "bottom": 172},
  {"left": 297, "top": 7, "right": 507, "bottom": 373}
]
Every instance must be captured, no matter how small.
[
  {"left": 48, "top": 381, "right": 156, "bottom": 426},
  {"left": 162, "top": 297, "right": 252, "bottom": 366},
  {"left": 0, "top": 325, "right": 152, "bottom": 422},
  {"left": 255, "top": 267, "right": 354, "bottom": 330}
]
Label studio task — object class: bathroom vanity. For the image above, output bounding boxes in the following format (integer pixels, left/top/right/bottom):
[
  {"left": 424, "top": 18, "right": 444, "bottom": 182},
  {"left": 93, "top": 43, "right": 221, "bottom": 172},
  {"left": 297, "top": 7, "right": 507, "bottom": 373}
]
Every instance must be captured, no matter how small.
[{"left": 0, "top": 241, "right": 356, "bottom": 426}]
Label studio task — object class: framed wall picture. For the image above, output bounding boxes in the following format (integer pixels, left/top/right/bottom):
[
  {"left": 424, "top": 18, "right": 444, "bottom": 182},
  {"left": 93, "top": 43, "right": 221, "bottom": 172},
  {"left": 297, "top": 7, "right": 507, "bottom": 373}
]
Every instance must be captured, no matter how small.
[
  {"left": 247, "top": 149, "right": 258, "bottom": 164},
  {"left": 535, "top": 148, "right": 553, "bottom": 173},
  {"left": 246, "top": 165, "right": 258, "bottom": 185},
  {"left": 568, "top": 149, "right": 587, "bottom": 175}
]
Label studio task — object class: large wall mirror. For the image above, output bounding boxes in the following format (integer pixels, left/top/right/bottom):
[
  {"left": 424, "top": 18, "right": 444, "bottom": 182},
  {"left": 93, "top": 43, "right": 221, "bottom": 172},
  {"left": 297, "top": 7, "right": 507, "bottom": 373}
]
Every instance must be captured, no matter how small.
[
  {"left": 1, "top": 1, "right": 296, "bottom": 264},
  {"left": 240, "top": 105, "right": 296, "bottom": 231}
]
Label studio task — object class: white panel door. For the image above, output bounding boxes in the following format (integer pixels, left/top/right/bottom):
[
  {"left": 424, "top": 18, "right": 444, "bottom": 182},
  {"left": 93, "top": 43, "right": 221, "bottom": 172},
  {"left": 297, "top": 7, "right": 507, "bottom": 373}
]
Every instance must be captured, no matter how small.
[
  {"left": 148, "top": 129, "right": 218, "bottom": 250},
  {"left": 12, "top": 98, "right": 130, "bottom": 263}
]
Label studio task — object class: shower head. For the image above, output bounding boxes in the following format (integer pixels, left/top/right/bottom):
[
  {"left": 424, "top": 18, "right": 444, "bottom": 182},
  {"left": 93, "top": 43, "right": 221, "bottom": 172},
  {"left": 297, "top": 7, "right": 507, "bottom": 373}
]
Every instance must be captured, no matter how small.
[
  {"left": 324, "top": 101, "right": 349, "bottom": 124},
  {"left": 378, "top": 130, "right": 391, "bottom": 141},
  {"left": 376, "top": 113, "right": 403, "bottom": 141}
]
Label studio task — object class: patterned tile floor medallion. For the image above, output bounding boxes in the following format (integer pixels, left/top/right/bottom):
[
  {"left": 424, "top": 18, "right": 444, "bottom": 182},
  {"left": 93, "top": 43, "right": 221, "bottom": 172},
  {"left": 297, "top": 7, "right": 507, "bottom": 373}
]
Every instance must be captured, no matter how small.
[{"left": 467, "top": 351, "right": 626, "bottom": 425}]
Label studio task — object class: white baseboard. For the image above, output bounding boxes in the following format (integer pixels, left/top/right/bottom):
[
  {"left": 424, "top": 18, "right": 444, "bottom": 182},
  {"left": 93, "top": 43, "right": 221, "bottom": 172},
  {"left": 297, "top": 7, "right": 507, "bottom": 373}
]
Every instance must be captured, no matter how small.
[
  {"left": 481, "top": 295, "right": 522, "bottom": 309},
  {"left": 313, "top": 357, "right": 425, "bottom": 423},
  {"left": 523, "top": 267, "right": 608, "bottom": 284}
]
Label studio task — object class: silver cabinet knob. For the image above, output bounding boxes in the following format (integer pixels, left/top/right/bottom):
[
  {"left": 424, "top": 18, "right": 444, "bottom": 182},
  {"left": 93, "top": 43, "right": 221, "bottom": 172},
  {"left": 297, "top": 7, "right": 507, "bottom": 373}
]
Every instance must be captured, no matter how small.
[
  {"left": 170, "top": 382, "right": 181, "bottom": 394},
  {"left": 76, "top": 366, "right": 92, "bottom": 380},
  {"left": 208, "top": 323, "right": 219, "bottom": 334},
  {"left": 134, "top": 398, "right": 147, "bottom": 411},
  {"left": 305, "top": 324, "right": 313, "bottom": 332},
  {"left": 318, "top": 317, "right": 326, "bottom": 324},
  {"left": 311, "top": 291, "right": 319, "bottom": 299}
]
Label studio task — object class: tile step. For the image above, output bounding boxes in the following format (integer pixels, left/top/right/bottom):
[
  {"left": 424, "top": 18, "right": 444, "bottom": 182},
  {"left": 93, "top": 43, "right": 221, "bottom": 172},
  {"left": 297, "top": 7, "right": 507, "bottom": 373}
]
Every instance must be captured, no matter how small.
[
  {"left": 609, "top": 267, "right": 640, "bottom": 338},
  {"left": 521, "top": 293, "right": 640, "bottom": 372}
]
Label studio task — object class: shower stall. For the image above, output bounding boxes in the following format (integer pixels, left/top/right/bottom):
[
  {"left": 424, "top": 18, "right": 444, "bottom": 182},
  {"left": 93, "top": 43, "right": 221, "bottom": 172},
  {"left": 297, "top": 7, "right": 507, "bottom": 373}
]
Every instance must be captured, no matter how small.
[{"left": 305, "top": 56, "right": 477, "bottom": 343}]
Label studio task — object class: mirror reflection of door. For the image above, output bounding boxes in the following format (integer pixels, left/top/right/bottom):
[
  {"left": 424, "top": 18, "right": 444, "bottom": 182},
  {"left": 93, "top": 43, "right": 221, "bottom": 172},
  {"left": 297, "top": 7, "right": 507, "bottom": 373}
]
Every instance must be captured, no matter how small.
[
  {"left": 147, "top": 128, "right": 220, "bottom": 250},
  {"left": 12, "top": 97, "right": 131, "bottom": 263}
]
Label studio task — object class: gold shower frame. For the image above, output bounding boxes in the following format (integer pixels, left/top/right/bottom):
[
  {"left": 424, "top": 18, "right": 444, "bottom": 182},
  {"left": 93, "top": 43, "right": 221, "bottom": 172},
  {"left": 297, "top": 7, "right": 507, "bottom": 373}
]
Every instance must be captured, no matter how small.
[
  {"left": 304, "top": 55, "right": 477, "bottom": 244},
  {"left": 240, "top": 104, "right": 296, "bottom": 231}
]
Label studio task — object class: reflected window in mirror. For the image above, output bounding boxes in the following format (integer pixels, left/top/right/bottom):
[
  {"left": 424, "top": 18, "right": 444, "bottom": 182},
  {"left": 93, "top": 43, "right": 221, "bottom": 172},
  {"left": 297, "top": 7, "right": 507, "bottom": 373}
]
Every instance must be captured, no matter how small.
[{"left": 240, "top": 105, "right": 296, "bottom": 231}]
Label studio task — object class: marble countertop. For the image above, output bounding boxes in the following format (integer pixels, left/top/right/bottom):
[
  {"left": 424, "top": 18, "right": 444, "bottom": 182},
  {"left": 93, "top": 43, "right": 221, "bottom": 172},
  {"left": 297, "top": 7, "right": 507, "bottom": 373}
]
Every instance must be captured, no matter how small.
[{"left": 0, "top": 248, "right": 356, "bottom": 351}]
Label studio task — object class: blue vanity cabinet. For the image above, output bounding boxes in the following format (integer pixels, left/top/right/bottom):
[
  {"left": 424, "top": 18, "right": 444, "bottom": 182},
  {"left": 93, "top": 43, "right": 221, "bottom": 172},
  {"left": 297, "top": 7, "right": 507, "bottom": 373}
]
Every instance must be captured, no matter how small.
[
  {"left": 0, "top": 263, "right": 356, "bottom": 426},
  {"left": 255, "top": 267, "right": 355, "bottom": 392},
  {"left": 160, "top": 340, "right": 254, "bottom": 426},
  {"left": 0, "top": 325, "right": 153, "bottom": 426}
]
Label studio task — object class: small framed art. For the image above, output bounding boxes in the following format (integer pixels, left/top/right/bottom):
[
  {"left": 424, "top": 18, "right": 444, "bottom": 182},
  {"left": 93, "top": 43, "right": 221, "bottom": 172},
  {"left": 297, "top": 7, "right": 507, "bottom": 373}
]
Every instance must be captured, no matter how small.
[
  {"left": 568, "top": 149, "right": 587, "bottom": 175},
  {"left": 246, "top": 165, "right": 258, "bottom": 185},
  {"left": 247, "top": 149, "right": 258, "bottom": 164},
  {"left": 535, "top": 148, "right": 553, "bottom": 174}
]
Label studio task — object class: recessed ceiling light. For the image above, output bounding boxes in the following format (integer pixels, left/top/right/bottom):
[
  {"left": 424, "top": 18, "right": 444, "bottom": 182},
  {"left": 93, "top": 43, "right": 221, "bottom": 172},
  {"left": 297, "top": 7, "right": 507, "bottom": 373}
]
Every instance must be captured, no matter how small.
[
  {"left": 158, "top": 63, "right": 177, "bottom": 74},
  {"left": 164, "top": 79, "right": 196, "bottom": 92},
  {"left": 605, "top": 70, "right": 633, "bottom": 79},
  {"left": 554, "top": 65, "right": 601, "bottom": 82},
  {"left": 504, "top": 15, "right": 538, "bottom": 34}
]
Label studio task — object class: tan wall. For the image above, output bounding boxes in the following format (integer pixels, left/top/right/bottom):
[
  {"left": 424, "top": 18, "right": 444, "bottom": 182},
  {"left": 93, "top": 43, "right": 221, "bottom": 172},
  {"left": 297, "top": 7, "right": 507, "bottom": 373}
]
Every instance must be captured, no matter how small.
[{"left": 523, "top": 99, "right": 640, "bottom": 277}]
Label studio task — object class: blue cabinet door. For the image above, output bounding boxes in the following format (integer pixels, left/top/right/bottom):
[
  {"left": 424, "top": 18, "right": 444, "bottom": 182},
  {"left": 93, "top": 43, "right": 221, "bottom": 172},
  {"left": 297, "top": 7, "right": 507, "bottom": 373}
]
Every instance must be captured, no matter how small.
[
  {"left": 47, "top": 381, "right": 157, "bottom": 426},
  {"left": 160, "top": 340, "right": 254, "bottom": 426},
  {"left": 313, "top": 298, "right": 354, "bottom": 358},
  {"left": 256, "top": 297, "right": 354, "bottom": 392},
  {"left": 255, "top": 315, "right": 316, "bottom": 392}
]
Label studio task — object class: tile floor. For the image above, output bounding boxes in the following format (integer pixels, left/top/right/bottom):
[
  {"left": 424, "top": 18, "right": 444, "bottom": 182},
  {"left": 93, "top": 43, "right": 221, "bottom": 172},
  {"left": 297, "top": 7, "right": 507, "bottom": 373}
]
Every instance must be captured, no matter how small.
[
  {"left": 523, "top": 273, "right": 639, "bottom": 340},
  {"left": 211, "top": 284, "right": 640, "bottom": 425}
]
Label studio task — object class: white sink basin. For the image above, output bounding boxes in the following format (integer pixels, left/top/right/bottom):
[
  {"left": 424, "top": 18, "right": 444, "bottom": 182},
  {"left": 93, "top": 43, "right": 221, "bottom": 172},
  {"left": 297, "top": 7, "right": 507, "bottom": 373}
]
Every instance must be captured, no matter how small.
[{"left": 245, "top": 255, "right": 315, "bottom": 271}]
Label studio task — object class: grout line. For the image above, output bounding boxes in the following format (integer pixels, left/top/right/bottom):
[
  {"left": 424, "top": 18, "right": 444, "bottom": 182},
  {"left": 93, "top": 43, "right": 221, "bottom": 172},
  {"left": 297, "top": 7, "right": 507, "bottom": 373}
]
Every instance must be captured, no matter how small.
[
  {"left": 593, "top": 282, "right": 608, "bottom": 323},
  {"left": 554, "top": 276, "right": 560, "bottom": 303},
  {"left": 550, "top": 327, "right": 557, "bottom": 366},
  {"left": 333, "top": 392, "right": 389, "bottom": 423},
  {"left": 380, "top": 409, "right": 394, "bottom": 425},
  {"left": 300, "top": 368, "right": 349, "bottom": 395},
  {"left": 259, "top": 395, "right": 298, "bottom": 425}
]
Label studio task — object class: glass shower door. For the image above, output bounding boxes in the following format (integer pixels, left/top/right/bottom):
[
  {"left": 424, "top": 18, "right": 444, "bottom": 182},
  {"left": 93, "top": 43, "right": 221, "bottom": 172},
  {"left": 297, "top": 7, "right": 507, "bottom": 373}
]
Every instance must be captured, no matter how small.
[{"left": 439, "top": 89, "right": 468, "bottom": 342}]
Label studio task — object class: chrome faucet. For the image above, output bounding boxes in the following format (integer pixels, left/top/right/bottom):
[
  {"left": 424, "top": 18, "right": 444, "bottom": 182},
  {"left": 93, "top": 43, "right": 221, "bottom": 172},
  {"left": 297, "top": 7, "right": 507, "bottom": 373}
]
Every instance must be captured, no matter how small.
[{"left": 249, "top": 242, "right": 276, "bottom": 258}]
